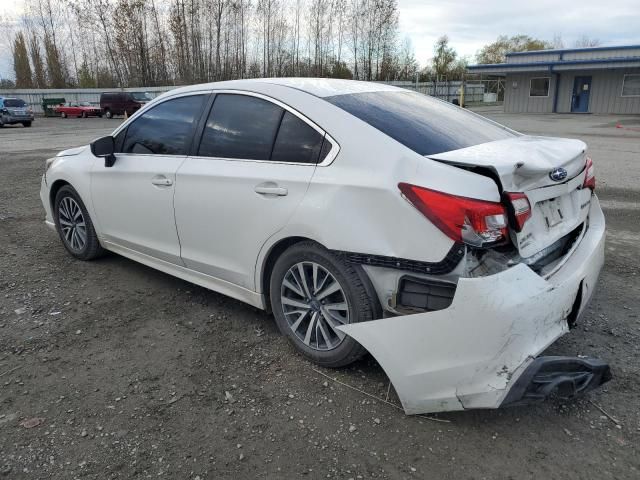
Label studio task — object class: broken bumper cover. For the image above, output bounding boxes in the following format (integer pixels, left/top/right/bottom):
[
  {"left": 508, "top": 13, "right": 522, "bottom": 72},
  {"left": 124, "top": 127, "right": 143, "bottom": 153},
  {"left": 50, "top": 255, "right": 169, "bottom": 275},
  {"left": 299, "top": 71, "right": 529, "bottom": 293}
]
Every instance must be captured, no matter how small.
[
  {"left": 500, "top": 356, "right": 611, "bottom": 407},
  {"left": 338, "top": 197, "right": 607, "bottom": 414}
]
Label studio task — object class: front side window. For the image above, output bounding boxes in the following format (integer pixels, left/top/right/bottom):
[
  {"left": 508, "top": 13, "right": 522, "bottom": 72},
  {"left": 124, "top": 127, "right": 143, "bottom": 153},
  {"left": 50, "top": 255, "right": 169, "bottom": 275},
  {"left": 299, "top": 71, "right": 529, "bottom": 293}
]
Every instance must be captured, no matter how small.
[
  {"left": 529, "top": 78, "right": 550, "bottom": 97},
  {"left": 622, "top": 74, "right": 640, "bottom": 97},
  {"left": 325, "top": 90, "right": 515, "bottom": 156},
  {"left": 131, "top": 92, "right": 153, "bottom": 102},
  {"left": 121, "top": 95, "right": 204, "bottom": 155}
]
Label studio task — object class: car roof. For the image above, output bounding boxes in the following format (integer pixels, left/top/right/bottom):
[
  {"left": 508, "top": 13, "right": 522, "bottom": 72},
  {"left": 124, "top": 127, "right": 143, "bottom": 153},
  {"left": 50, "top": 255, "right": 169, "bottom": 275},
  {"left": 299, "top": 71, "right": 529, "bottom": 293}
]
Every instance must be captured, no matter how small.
[{"left": 165, "top": 78, "right": 403, "bottom": 99}]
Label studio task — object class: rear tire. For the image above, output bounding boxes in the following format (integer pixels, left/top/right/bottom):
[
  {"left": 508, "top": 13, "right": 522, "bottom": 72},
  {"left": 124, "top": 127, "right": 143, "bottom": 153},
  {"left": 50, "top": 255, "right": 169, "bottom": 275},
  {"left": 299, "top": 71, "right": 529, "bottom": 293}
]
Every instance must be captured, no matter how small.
[
  {"left": 269, "top": 241, "right": 378, "bottom": 368},
  {"left": 105, "top": 109, "right": 113, "bottom": 119},
  {"left": 53, "top": 185, "right": 105, "bottom": 261},
  {"left": 60, "top": 112, "right": 67, "bottom": 118}
]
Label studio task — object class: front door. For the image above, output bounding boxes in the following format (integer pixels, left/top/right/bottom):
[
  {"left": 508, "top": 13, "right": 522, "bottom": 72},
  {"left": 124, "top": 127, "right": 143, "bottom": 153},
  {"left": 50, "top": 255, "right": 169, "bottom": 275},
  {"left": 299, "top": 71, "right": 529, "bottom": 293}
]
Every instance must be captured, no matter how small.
[
  {"left": 571, "top": 76, "right": 592, "bottom": 113},
  {"left": 174, "top": 92, "right": 327, "bottom": 290},
  {"left": 91, "top": 94, "right": 208, "bottom": 264}
]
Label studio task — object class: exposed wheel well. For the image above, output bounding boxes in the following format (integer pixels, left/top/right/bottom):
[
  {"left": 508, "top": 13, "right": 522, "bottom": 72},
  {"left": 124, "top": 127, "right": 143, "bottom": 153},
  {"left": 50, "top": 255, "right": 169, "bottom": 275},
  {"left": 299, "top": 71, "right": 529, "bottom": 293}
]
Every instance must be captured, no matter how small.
[
  {"left": 260, "top": 236, "right": 312, "bottom": 313},
  {"left": 49, "top": 179, "right": 71, "bottom": 210},
  {"left": 259, "top": 237, "right": 382, "bottom": 320}
]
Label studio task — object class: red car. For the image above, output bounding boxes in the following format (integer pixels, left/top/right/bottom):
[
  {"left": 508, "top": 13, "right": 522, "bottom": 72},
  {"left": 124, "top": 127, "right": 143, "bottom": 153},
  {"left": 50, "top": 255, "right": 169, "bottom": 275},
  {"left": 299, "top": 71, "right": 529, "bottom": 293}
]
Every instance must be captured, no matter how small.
[{"left": 55, "top": 102, "right": 103, "bottom": 118}]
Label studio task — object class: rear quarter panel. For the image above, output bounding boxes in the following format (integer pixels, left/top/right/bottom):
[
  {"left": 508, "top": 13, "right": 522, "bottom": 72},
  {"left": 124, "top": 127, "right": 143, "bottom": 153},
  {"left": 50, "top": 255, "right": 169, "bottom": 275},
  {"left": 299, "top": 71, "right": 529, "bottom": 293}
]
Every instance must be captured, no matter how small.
[{"left": 250, "top": 84, "right": 501, "bottom": 292}]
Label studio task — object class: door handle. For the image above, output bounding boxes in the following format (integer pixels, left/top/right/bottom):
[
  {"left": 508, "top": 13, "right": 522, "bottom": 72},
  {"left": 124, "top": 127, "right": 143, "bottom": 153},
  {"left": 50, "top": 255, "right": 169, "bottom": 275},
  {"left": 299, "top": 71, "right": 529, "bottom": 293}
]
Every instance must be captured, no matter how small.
[
  {"left": 254, "top": 184, "right": 288, "bottom": 196},
  {"left": 151, "top": 176, "right": 173, "bottom": 186}
]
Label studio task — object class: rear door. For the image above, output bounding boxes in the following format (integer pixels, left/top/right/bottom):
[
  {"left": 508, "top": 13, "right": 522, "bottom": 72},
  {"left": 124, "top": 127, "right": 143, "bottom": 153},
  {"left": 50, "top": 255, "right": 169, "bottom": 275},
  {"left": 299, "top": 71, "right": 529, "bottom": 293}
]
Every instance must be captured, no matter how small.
[
  {"left": 174, "top": 92, "right": 328, "bottom": 290},
  {"left": 91, "top": 93, "right": 209, "bottom": 264}
]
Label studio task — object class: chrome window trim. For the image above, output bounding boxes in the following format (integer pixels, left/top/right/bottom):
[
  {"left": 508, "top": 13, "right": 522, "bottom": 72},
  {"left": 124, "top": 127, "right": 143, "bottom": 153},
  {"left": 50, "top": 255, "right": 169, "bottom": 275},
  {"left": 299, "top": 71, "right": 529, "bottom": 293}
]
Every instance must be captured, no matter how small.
[
  {"left": 110, "top": 88, "right": 340, "bottom": 166},
  {"left": 193, "top": 89, "right": 340, "bottom": 167}
]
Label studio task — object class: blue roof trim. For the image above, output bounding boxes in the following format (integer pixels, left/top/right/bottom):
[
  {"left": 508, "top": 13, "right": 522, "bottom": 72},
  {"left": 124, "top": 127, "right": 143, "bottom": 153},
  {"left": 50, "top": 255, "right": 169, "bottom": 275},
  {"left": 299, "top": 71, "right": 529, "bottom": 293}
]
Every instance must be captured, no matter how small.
[
  {"left": 506, "top": 44, "right": 640, "bottom": 57},
  {"left": 468, "top": 56, "right": 640, "bottom": 70}
]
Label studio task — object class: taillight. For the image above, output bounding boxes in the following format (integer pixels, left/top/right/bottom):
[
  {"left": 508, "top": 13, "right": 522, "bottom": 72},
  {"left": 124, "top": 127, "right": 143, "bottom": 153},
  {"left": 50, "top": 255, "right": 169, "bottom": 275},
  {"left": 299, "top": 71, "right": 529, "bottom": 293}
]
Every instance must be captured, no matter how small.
[
  {"left": 583, "top": 156, "right": 595, "bottom": 190},
  {"left": 504, "top": 192, "right": 531, "bottom": 232},
  {"left": 398, "top": 183, "right": 508, "bottom": 247}
]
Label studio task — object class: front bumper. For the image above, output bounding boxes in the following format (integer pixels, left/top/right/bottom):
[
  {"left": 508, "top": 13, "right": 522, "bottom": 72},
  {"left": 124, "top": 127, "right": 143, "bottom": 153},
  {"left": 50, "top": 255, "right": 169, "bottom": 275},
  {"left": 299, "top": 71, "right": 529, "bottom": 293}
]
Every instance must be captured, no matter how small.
[{"left": 338, "top": 196, "right": 607, "bottom": 414}]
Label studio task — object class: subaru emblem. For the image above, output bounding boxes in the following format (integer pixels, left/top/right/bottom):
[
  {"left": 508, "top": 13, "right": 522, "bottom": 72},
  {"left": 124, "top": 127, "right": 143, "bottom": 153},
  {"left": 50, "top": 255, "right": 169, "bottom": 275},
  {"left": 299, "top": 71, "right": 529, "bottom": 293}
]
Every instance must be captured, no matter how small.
[{"left": 549, "top": 167, "right": 568, "bottom": 182}]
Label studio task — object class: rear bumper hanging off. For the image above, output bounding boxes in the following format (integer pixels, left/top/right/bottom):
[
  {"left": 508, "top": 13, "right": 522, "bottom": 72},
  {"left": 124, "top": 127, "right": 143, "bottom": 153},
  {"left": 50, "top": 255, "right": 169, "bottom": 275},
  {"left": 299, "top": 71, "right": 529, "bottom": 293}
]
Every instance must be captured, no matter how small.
[{"left": 337, "top": 197, "right": 608, "bottom": 414}]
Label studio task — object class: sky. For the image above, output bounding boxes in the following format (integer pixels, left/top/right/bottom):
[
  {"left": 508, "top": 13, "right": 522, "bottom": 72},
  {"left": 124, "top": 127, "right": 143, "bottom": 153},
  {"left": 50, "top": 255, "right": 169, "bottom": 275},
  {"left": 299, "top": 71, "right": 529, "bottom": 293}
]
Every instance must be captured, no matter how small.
[
  {"left": 399, "top": 0, "right": 640, "bottom": 63},
  {"left": 1, "top": 0, "right": 639, "bottom": 81}
]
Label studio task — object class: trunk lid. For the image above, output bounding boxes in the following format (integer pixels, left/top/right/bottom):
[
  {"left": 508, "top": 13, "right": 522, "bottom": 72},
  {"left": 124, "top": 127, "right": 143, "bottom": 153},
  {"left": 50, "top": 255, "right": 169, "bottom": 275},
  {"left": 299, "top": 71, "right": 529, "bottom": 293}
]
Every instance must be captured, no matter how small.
[{"left": 429, "top": 136, "right": 592, "bottom": 259}]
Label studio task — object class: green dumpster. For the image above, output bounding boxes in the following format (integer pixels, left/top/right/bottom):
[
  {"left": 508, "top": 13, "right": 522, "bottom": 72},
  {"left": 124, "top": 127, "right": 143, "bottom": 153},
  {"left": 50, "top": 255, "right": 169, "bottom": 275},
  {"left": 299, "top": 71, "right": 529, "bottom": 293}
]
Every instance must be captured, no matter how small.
[{"left": 42, "top": 97, "right": 66, "bottom": 117}]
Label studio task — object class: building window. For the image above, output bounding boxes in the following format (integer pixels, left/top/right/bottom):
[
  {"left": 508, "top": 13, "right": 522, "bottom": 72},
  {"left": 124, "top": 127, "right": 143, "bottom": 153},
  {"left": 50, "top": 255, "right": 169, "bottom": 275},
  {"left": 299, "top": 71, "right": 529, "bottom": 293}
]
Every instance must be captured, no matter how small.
[
  {"left": 621, "top": 74, "right": 640, "bottom": 97},
  {"left": 529, "top": 77, "right": 550, "bottom": 97}
]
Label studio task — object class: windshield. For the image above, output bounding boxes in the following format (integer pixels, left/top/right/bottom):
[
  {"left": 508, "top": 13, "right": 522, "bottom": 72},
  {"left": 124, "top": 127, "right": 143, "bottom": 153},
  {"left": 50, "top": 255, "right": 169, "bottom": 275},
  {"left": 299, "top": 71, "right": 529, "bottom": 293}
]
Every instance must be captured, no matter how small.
[
  {"left": 79, "top": 102, "right": 92, "bottom": 106},
  {"left": 324, "top": 90, "right": 517, "bottom": 156},
  {"left": 4, "top": 99, "right": 27, "bottom": 108},
  {"left": 131, "top": 92, "right": 152, "bottom": 102}
]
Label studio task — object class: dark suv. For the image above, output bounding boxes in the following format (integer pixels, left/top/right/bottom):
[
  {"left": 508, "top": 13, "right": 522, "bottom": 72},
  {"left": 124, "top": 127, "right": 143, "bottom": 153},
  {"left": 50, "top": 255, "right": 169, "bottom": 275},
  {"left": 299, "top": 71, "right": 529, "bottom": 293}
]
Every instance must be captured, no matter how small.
[
  {"left": 0, "top": 97, "right": 34, "bottom": 127},
  {"left": 99, "top": 92, "right": 152, "bottom": 119}
]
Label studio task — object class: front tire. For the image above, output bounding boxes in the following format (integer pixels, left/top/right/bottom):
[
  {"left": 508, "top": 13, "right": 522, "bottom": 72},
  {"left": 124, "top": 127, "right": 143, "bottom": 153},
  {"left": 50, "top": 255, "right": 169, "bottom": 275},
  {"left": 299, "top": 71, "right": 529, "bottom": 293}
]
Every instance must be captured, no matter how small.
[
  {"left": 270, "top": 241, "right": 378, "bottom": 368},
  {"left": 22, "top": 121, "right": 32, "bottom": 127},
  {"left": 60, "top": 112, "right": 67, "bottom": 118},
  {"left": 53, "top": 185, "right": 105, "bottom": 261}
]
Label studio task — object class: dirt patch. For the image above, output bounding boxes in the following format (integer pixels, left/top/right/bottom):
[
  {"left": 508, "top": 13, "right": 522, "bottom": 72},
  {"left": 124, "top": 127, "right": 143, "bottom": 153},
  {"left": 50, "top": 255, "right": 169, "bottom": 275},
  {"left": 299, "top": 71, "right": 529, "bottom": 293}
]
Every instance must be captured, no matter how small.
[{"left": 1, "top": 120, "right": 639, "bottom": 478}]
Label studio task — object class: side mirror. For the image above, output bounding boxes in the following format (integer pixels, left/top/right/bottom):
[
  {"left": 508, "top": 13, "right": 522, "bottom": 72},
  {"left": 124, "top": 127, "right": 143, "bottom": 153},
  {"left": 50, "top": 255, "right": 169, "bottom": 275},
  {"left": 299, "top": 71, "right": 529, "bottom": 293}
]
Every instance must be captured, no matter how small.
[{"left": 90, "top": 136, "right": 116, "bottom": 167}]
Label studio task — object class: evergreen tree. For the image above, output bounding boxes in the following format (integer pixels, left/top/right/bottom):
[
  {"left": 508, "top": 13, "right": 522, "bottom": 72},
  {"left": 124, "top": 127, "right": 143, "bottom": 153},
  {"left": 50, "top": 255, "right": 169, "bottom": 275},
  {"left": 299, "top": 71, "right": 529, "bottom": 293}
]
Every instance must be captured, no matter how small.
[
  {"left": 29, "top": 33, "right": 47, "bottom": 88},
  {"left": 44, "top": 32, "right": 66, "bottom": 87},
  {"left": 12, "top": 32, "right": 33, "bottom": 88}
]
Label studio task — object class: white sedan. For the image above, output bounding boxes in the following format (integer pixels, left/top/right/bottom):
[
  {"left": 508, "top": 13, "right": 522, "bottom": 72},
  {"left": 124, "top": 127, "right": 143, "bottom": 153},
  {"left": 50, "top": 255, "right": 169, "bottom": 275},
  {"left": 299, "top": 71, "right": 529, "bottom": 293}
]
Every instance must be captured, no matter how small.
[{"left": 40, "top": 78, "right": 610, "bottom": 414}]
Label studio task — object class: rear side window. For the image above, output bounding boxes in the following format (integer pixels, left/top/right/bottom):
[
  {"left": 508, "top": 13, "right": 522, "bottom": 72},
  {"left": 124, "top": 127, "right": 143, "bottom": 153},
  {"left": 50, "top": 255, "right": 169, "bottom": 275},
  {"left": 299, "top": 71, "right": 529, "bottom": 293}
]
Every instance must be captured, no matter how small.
[
  {"left": 325, "top": 91, "right": 516, "bottom": 156},
  {"left": 271, "top": 112, "right": 324, "bottom": 163},
  {"left": 122, "top": 95, "right": 204, "bottom": 155},
  {"left": 198, "top": 93, "right": 327, "bottom": 163},
  {"left": 199, "top": 94, "right": 283, "bottom": 160}
]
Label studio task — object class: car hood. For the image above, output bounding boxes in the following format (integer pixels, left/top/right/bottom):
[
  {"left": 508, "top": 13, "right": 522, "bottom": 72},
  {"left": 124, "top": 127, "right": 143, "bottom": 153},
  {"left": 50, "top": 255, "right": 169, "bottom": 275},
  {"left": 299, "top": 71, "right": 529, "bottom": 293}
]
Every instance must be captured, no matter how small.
[
  {"left": 56, "top": 145, "right": 88, "bottom": 157},
  {"left": 428, "top": 136, "right": 587, "bottom": 191}
]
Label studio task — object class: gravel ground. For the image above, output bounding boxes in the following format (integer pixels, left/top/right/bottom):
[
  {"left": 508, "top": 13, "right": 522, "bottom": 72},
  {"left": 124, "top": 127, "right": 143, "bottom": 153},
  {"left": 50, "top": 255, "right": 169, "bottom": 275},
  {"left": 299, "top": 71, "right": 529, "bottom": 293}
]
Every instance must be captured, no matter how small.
[{"left": 1, "top": 114, "right": 639, "bottom": 479}]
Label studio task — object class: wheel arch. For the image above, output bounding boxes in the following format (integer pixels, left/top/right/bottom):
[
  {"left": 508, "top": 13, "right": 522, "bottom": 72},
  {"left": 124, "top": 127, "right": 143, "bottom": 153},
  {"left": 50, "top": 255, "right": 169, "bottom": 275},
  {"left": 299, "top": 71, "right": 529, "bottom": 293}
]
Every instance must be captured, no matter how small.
[
  {"left": 258, "top": 236, "right": 382, "bottom": 319},
  {"left": 49, "top": 179, "right": 72, "bottom": 210},
  {"left": 259, "top": 236, "right": 313, "bottom": 313}
]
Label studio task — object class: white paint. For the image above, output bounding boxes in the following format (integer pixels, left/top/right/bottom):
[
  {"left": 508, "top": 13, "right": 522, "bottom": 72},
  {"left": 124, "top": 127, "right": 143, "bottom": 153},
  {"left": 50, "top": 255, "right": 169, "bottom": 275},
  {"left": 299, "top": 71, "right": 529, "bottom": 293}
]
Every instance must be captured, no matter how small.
[
  {"left": 338, "top": 197, "right": 605, "bottom": 414},
  {"left": 40, "top": 79, "right": 607, "bottom": 413}
]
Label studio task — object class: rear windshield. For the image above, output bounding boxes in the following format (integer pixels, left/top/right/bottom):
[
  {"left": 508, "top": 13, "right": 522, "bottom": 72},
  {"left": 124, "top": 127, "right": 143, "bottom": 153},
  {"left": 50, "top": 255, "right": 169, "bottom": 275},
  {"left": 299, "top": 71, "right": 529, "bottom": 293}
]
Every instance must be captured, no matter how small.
[
  {"left": 324, "top": 91, "right": 516, "bottom": 155},
  {"left": 4, "top": 99, "right": 27, "bottom": 108}
]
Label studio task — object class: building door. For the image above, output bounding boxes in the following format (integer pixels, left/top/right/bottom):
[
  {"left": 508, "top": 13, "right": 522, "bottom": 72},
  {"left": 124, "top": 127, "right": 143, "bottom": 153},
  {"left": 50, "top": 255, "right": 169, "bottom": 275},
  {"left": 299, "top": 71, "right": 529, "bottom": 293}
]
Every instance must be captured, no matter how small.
[{"left": 571, "top": 76, "right": 592, "bottom": 113}]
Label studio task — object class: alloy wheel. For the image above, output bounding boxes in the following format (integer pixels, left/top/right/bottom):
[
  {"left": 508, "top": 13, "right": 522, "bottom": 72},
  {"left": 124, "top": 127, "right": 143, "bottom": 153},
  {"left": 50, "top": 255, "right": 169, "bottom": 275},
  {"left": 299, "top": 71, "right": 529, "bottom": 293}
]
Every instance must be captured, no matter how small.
[
  {"left": 58, "top": 196, "right": 87, "bottom": 252},
  {"left": 280, "top": 262, "right": 350, "bottom": 351}
]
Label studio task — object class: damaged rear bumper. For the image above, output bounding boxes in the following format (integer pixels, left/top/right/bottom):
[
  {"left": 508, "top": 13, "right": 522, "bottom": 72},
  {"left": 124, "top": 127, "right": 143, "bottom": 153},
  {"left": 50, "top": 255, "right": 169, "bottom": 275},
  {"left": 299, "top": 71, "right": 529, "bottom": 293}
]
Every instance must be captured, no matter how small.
[{"left": 338, "top": 197, "right": 607, "bottom": 414}]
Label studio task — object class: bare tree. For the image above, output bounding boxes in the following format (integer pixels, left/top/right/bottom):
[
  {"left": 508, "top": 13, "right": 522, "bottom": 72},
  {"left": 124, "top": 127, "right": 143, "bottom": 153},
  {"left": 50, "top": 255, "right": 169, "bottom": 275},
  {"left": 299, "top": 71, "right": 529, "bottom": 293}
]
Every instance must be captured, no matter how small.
[{"left": 9, "top": 0, "right": 409, "bottom": 87}]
